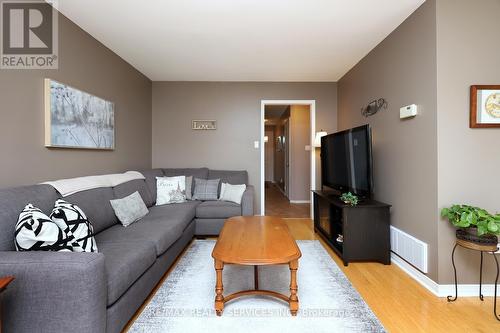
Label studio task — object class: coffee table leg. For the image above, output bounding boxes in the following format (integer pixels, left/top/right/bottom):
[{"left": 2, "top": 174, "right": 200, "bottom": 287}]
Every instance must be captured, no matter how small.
[
  {"left": 214, "top": 259, "right": 224, "bottom": 316},
  {"left": 289, "top": 259, "right": 299, "bottom": 316},
  {"left": 254, "top": 265, "right": 259, "bottom": 290}
]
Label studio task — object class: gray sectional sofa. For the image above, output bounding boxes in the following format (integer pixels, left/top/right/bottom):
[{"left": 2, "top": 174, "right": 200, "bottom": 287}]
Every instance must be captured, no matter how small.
[{"left": 0, "top": 168, "right": 254, "bottom": 333}]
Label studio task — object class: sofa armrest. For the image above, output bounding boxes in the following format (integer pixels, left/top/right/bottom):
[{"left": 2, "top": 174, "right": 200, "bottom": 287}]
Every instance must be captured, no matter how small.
[
  {"left": 0, "top": 252, "right": 107, "bottom": 333},
  {"left": 241, "top": 185, "right": 255, "bottom": 216}
]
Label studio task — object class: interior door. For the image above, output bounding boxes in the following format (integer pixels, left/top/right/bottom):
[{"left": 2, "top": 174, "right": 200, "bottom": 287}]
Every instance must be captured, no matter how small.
[{"left": 284, "top": 119, "right": 290, "bottom": 199}]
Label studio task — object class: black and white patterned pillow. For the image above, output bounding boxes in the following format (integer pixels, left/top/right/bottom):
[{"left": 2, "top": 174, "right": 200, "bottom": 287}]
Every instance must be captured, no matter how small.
[
  {"left": 15, "top": 204, "right": 76, "bottom": 252},
  {"left": 50, "top": 199, "right": 98, "bottom": 253}
]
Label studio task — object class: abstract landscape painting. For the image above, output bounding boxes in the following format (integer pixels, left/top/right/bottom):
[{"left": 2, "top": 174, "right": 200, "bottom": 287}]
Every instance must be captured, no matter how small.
[{"left": 44, "top": 79, "right": 115, "bottom": 149}]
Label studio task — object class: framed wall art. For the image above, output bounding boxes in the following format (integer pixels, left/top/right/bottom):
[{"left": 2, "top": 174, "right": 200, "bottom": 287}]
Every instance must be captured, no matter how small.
[
  {"left": 470, "top": 85, "right": 500, "bottom": 128},
  {"left": 44, "top": 79, "right": 115, "bottom": 149}
]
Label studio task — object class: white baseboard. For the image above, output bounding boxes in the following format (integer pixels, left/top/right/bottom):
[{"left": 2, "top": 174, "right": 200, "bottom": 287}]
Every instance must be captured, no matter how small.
[
  {"left": 391, "top": 253, "right": 440, "bottom": 296},
  {"left": 290, "top": 200, "right": 310, "bottom": 204},
  {"left": 391, "top": 253, "right": 498, "bottom": 297}
]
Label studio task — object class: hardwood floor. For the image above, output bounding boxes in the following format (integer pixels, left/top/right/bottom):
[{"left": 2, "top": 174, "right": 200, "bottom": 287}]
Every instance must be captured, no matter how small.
[
  {"left": 265, "top": 182, "right": 310, "bottom": 218},
  {"left": 285, "top": 218, "right": 499, "bottom": 333},
  {"left": 124, "top": 218, "right": 499, "bottom": 333}
]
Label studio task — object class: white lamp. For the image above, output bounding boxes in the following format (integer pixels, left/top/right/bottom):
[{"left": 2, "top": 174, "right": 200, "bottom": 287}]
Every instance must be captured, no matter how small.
[{"left": 314, "top": 130, "right": 327, "bottom": 147}]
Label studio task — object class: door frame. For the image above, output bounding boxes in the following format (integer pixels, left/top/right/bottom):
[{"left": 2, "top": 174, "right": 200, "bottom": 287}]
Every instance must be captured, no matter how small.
[
  {"left": 260, "top": 100, "right": 316, "bottom": 218},
  {"left": 284, "top": 118, "right": 290, "bottom": 199}
]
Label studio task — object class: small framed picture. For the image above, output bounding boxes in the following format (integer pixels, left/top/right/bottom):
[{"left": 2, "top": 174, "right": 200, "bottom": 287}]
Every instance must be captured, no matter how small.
[{"left": 470, "top": 85, "right": 500, "bottom": 128}]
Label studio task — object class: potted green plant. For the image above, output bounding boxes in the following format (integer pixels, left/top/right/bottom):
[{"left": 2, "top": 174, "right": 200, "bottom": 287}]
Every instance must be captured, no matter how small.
[
  {"left": 441, "top": 204, "right": 500, "bottom": 245},
  {"left": 340, "top": 192, "right": 359, "bottom": 206}
]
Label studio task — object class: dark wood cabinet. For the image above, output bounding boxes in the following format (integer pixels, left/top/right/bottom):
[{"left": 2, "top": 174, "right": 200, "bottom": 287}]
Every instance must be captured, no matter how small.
[{"left": 313, "top": 190, "right": 391, "bottom": 266}]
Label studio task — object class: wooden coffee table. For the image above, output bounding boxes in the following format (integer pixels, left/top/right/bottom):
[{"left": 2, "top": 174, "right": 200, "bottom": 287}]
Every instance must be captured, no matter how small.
[
  {"left": 0, "top": 276, "right": 14, "bottom": 333},
  {"left": 212, "top": 216, "right": 302, "bottom": 316}
]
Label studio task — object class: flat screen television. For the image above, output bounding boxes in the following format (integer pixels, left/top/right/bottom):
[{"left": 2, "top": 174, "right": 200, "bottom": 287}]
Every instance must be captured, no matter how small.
[{"left": 321, "top": 124, "right": 373, "bottom": 198}]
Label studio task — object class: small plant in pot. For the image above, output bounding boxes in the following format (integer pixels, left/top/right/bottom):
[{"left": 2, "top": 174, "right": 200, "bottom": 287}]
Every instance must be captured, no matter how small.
[
  {"left": 441, "top": 204, "right": 500, "bottom": 245},
  {"left": 340, "top": 192, "right": 359, "bottom": 206}
]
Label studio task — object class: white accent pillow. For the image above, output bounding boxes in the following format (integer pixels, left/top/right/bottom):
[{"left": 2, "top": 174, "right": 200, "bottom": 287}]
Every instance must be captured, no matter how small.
[
  {"left": 51, "top": 199, "right": 98, "bottom": 252},
  {"left": 15, "top": 204, "right": 76, "bottom": 252},
  {"left": 156, "top": 176, "right": 186, "bottom": 205},
  {"left": 219, "top": 183, "right": 247, "bottom": 204},
  {"left": 110, "top": 191, "right": 149, "bottom": 227}
]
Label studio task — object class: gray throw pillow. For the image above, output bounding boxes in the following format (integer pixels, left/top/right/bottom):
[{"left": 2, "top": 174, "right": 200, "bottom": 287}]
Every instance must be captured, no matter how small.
[
  {"left": 185, "top": 176, "right": 193, "bottom": 200},
  {"left": 192, "top": 178, "right": 220, "bottom": 201},
  {"left": 110, "top": 191, "right": 149, "bottom": 227}
]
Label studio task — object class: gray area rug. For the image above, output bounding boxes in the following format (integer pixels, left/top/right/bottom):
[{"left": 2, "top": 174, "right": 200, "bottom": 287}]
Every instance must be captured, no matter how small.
[{"left": 129, "top": 240, "right": 385, "bottom": 333}]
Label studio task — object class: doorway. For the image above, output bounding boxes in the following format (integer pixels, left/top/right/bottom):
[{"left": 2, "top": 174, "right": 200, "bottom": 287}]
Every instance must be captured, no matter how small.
[{"left": 260, "top": 100, "right": 316, "bottom": 218}]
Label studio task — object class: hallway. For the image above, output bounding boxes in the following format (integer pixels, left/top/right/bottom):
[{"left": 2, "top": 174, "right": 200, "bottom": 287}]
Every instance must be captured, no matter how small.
[{"left": 264, "top": 182, "right": 310, "bottom": 218}]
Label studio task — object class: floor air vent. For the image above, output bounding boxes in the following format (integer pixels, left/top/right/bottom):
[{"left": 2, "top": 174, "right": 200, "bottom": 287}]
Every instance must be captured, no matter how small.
[{"left": 390, "top": 226, "right": 428, "bottom": 273}]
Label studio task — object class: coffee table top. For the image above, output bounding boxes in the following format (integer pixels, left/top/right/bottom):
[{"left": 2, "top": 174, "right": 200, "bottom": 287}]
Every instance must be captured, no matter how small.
[
  {"left": 212, "top": 216, "right": 301, "bottom": 265},
  {"left": 0, "top": 276, "right": 14, "bottom": 292}
]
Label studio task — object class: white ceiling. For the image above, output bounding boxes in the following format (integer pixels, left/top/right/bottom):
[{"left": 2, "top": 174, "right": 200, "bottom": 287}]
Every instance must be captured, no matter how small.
[{"left": 56, "top": 0, "right": 425, "bottom": 81}]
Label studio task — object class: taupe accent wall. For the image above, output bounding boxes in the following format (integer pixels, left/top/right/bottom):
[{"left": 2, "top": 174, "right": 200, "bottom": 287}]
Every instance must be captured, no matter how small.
[
  {"left": 273, "top": 121, "right": 286, "bottom": 190},
  {"left": 338, "top": 0, "right": 439, "bottom": 281},
  {"left": 339, "top": 0, "right": 500, "bottom": 284},
  {"left": 0, "top": 13, "right": 152, "bottom": 188},
  {"left": 436, "top": 0, "right": 500, "bottom": 284},
  {"left": 289, "top": 105, "right": 311, "bottom": 202},
  {"left": 152, "top": 82, "right": 337, "bottom": 213},
  {"left": 3, "top": 0, "right": 492, "bottom": 286},
  {"left": 264, "top": 125, "right": 275, "bottom": 182}
]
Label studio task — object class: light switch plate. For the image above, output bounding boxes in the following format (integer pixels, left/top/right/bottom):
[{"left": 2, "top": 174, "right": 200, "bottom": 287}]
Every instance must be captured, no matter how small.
[{"left": 254, "top": 141, "right": 259, "bottom": 149}]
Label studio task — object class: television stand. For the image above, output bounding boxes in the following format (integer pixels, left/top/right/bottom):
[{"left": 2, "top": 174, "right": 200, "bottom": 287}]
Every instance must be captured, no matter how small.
[{"left": 312, "top": 190, "right": 391, "bottom": 266}]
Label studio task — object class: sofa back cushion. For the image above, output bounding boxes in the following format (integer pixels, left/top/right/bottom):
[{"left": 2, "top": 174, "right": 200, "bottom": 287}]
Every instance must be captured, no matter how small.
[
  {"left": 208, "top": 170, "right": 248, "bottom": 185},
  {"left": 163, "top": 168, "right": 208, "bottom": 179},
  {"left": 163, "top": 168, "right": 209, "bottom": 194},
  {"left": 65, "top": 187, "right": 117, "bottom": 234},
  {"left": 113, "top": 179, "right": 154, "bottom": 207},
  {"left": 138, "top": 169, "right": 164, "bottom": 204},
  {"left": 0, "top": 184, "right": 60, "bottom": 251}
]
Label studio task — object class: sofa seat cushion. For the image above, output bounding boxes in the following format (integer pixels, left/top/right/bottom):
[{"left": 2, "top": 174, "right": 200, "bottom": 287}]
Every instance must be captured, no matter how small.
[
  {"left": 196, "top": 201, "right": 241, "bottom": 219},
  {"left": 95, "top": 201, "right": 200, "bottom": 257},
  {"left": 148, "top": 201, "right": 201, "bottom": 231},
  {"left": 97, "top": 240, "right": 156, "bottom": 306}
]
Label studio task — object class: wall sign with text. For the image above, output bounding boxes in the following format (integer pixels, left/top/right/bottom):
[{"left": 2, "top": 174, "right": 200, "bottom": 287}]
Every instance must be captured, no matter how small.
[{"left": 192, "top": 120, "right": 217, "bottom": 130}]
